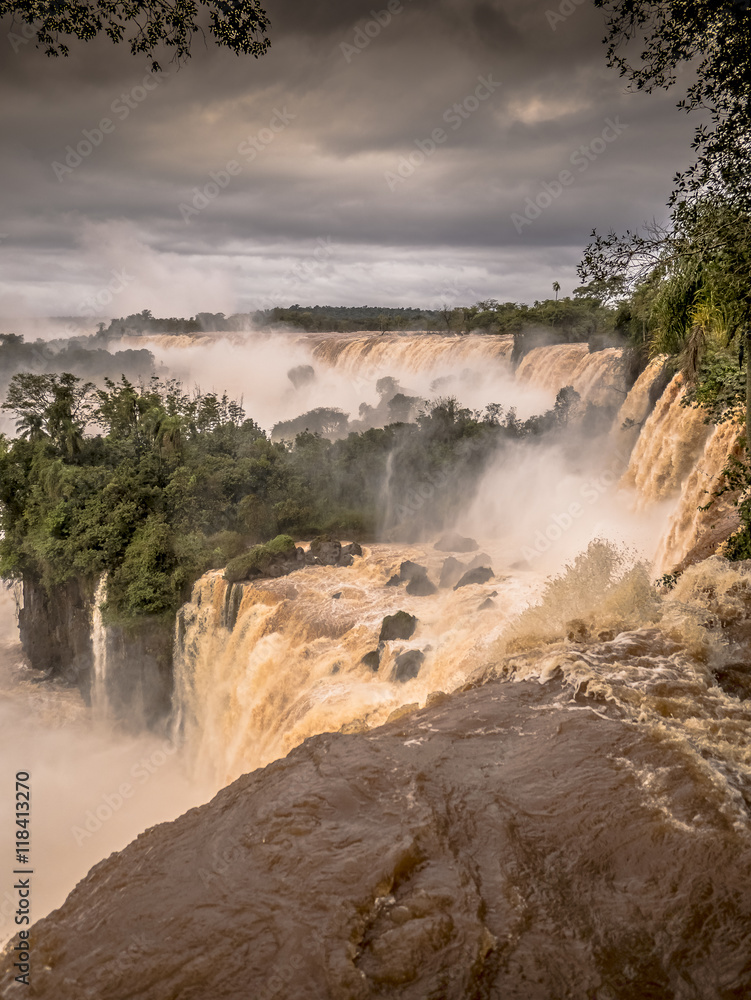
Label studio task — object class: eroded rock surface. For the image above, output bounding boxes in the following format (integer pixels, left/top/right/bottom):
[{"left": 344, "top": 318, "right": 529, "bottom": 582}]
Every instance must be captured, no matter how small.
[{"left": 5, "top": 679, "right": 751, "bottom": 1000}]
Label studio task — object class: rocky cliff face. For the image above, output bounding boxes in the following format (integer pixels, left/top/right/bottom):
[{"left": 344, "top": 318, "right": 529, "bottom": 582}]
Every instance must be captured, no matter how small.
[
  {"left": 17, "top": 575, "right": 95, "bottom": 691},
  {"left": 102, "top": 619, "right": 174, "bottom": 728},
  {"left": 17, "top": 575, "right": 172, "bottom": 725},
  {"left": 5, "top": 675, "right": 749, "bottom": 1000}
]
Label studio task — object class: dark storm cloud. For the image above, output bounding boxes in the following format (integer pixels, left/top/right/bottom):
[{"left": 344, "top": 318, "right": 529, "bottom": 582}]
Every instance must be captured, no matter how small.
[{"left": 0, "top": 0, "right": 698, "bottom": 315}]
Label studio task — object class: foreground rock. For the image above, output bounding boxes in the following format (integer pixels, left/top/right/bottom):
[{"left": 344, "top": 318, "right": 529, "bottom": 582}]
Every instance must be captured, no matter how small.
[
  {"left": 379, "top": 611, "right": 417, "bottom": 642},
  {"left": 7, "top": 679, "right": 750, "bottom": 999},
  {"left": 390, "top": 648, "right": 424, "bottom": 682},
  {"left": 454, "top": 566, "right": 494, "bottom": 590}
]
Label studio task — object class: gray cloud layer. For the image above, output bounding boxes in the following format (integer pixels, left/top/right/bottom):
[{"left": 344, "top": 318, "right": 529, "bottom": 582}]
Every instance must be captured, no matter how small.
[{"left": 0, "top": 0, "right": 697, "bottom": 317}]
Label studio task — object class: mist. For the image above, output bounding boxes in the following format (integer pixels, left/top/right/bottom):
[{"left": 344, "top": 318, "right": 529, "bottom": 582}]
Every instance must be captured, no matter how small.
[{"left": 0, "top": 586, "right": 212, "bottom": 946}]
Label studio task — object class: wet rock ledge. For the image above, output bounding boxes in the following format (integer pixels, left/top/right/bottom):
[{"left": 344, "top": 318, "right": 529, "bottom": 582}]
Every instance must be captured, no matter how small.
[{"left": 4, "top": 680, "right": 750, "bottom": 999}]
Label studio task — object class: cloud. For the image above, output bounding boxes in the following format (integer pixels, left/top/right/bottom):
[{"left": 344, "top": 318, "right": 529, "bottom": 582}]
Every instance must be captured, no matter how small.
[{"left": 0, "top": 0, "right": 698, "bottom": 316}]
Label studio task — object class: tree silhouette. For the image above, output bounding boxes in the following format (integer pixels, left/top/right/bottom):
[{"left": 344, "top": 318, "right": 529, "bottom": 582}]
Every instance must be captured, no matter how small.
[{"left": 2, "top": 0, "right": 271, "bottom": 69}]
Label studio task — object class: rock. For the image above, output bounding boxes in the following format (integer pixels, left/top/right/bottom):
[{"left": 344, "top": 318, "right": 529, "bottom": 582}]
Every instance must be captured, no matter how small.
[
  {"left": 287, "top": 364, "right": 316, "bottom": 389},
  {"left": 454, "top": 567, "right": 494, "bottom": 590},
  {"left": 332, "top": 592, "right": 342, "bottom": 600},
  {"left": 391, "top": 649, "right": 425, "bottom": 682},
  {"left": 309, "top": 536, "right": 342, "bottom": 566},
  {"left": 385, "top": 575, "right": 401, "bottom": 588},
  {"left": 398, "top": 560, "right": 427, "bottom": 582},
  {"left": 405, "top": 574, "right": 437, "bottom": 597},
  {"left": 341, "top": 542, "right": 363, "bottom": 558},
  {"left": 361, "top": 650, "right": 381, "bottom": 672},
  {"left": 434, "top": 532, "right": 479, "bottom": 553},
  {"left": 379, "top": 611, "right": 417, "bottom": 642},
  {"left": 469, "top": 553, "right": 493, "bottom": 570},
  {"left": 712, "top": 663, "right": 751, "bottom": 701},
  {"left": 439, "top": 556, "right": 465, "bottom": 589},
  {"left": 331, "top": 663, "right": 340, "bottom": 675},
  {"left": 478, "top": 598, "right": 496, "bottom": 610},
  {"left": 18, "top": 681, "right": 751, "bottom": 1000},
  {"left": 597, "top": 629, "right": 615, "bottom": 643},
  {"left": 425, "top": 690, "right": 448, "bottom": 708},
  {"left": 384, "top": 702, "right": 420, "bottom": 723}
]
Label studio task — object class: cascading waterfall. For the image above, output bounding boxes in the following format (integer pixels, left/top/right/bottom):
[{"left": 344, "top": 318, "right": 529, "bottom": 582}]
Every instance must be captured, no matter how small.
[
  {"left": 308, "top": 332, "right": 515, "bottom": 373},
  {"left": 515, "top": 344, "right": 628, "bottom": 407},
  {"left": 169, "top": 337, "right": 747, "bottom": 788},
  {"left": 91, "top": 574, "right": 109, "bottom": 718},
  {"left": 172, "top": 547, "right": 534, "bottom": 786},
  {"left": 621, "top": 373, "right": 711, "bottom": 504},
  {"left": 654, "top": 417, "right": 742, "bottom": 574}
]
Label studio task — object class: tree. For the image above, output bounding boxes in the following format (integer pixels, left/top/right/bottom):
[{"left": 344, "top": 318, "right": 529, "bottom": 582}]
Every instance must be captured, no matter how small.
[
  {"left": 3, "top": 373, "right": 97, "bottom": 456},
  {"left": 552, "top": 281, "right": 561, "bottom": 302},
  {"left": 1, "top": 0, "right": 271, "bottom": 69},
  {"left": 594, "top": 0, "right": 751, "bottom": 208},
  {"left": 583, "top": 2, "right": 751, "bottom": 450}
]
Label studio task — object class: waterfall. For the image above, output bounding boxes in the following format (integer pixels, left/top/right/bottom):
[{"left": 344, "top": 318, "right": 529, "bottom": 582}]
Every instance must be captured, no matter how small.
[
  {"left": 654, "top": 418, "right": 742, "bottom": 574},
  {"left": 621, "top": 374, "right": 711, "bottom": 506},
  {"left": 308, "top": 332, "right": 515, "bottom": 373},
  {"left": 168, "top": 338, "right": 746, "bottom": 786},
  {"left": 172, "top": 552, "right": 532, "bottom": 786},
  {"left": 515, "top": 344, "right": 628, "bottom": 407},
  {"left": 617, "top": 369, "right": 743, "bottom": 572},
  {"left": 91, "top": 574, "right": 109, "bottom": 718}
]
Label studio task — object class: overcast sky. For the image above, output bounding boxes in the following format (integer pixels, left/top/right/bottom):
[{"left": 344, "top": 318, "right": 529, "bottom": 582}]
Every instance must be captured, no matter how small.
[{"left": 0, "top": 0, "right": 698, "bottom": 320}]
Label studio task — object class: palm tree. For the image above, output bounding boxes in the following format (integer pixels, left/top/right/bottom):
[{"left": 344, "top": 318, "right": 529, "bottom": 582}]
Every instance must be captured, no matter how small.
[
  {"left": 15, "top": 412, "right": 46, "bottom": 443},
  {"left": 552, "top": 281, "right": 561, "bottom": 302}
]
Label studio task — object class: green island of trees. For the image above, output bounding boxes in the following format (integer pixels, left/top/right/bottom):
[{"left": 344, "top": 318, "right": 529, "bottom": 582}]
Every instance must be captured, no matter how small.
[{"left": 0, "top": 372, "right": 589, "bottom": 624}]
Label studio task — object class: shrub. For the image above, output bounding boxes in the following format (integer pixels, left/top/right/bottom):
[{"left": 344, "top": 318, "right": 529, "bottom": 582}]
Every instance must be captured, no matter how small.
[{"left": 224, "top": 534, "right": 296, "bottom": 583}]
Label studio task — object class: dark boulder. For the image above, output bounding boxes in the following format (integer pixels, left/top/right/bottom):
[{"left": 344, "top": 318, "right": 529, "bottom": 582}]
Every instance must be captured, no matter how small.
[
  {"left": 712, "top": 664, "right": 751, "bottom": 700},
  {"left": 361, "top": 650, "right": 381, "bottom": 672},
  {"left": 434, "top": 532, "right": 479, "bottom": 553},
  {"left": 309, "top": 536, "right": 342, "bottom": 566},
  {"left": 287, "top": 364, "right": 316, "bottom": 389},
  {"left": 478, "top": 598, "right": 496, "bottom": 611},
  {"left": 391, "top": 649, "right": 424, "bottom": 683},
  {"left": 406, "top": 574, "right": 437, "bottom": 597},
  {"left": 454, "top": 567, "right": 494, "bottom": 590},
  {"left": 379, "top": 611, "right": 417, "bottom": 642},
  {"left": 398, "top": 560, "right": 427, "bottom": 582},
  {"left": 385, "top": 575, "right": 401, "bottom": 588}
]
